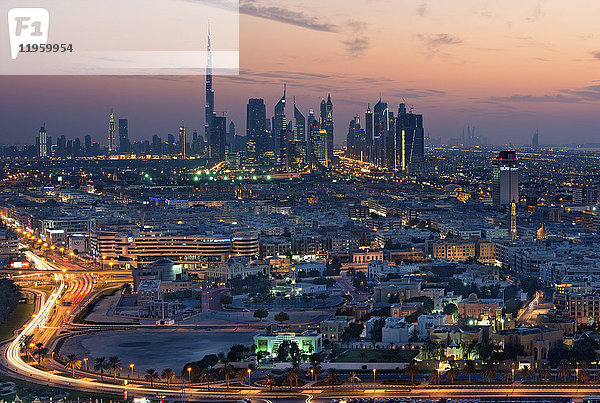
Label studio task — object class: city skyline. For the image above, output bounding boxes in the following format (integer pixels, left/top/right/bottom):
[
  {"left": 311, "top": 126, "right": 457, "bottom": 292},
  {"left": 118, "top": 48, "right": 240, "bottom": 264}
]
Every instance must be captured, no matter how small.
[{"left": 2, "top": 0, "right": 600, "bottom": 145}]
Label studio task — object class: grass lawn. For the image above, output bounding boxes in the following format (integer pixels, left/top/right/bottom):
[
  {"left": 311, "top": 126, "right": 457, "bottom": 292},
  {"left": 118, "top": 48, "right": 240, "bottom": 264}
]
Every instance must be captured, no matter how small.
[
  {"left": 334, "top": 349, "right": 419, "bottom": 363},
  {"left": 0, "top": 303, "right": 34, "bottom": 341}
]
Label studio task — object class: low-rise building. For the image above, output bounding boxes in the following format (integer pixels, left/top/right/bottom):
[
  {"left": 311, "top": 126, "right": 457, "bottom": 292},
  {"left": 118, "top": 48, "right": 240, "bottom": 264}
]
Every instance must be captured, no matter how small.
[
  {"left": 254, "top": 328, "right": 322, "bottom": 357},
  {"left": 320, "top": 316, "right": 355, "bottom": 342}
]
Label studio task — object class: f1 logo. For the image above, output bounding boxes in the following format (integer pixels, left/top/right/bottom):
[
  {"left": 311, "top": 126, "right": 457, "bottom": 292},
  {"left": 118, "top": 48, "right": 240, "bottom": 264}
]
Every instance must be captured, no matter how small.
[{"left": 7, "top": 8, "right": 49, "bottom": 59}]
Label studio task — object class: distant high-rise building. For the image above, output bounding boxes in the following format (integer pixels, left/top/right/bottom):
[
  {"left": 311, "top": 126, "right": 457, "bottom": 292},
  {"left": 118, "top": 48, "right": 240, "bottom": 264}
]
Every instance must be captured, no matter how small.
[
  {"left": 397, "top": 103, "right": 424, "bottom": 171},
  {"left": 179, "top": 125, "right": 186, "bottom": 159},
  {"left": 308, "top": 119, "right": 328, "bottom": 170},
  {"left": 273, "top": 85, "right": 287, "bottom": 159},
  {"left": 108, "top": 111, "right": 116, "bottom": 153},
  {"left": 510, "top": 200, "right": 517, "bottom": 240},
  {"left": 365, "top": 105, "right": 373, "bottom": 162},
  {"left": 492, "top": 151, "right": 519, "bottom": 207},
  {"left": 210, "top": 116, "right": 226, "bottom": 162},
  {"left": 37, "top": 124, "right": 47, "bottom": 157},
  {"left": 84, "top": 135, "right": 92, "bottom": 155},
  {"left": 118, "top": 119, "right": 129, "bottom": 153},
  {"left": 246, "top": 98, "right": 267, "bottom": 155},
  {"left": 320, "top": 94, "right": 334, "bottom": 164},
  {"left": 56, "top": 135, "right": 66, "bottom": 158},
  {"left": 152, "top": 134, "right": 162, "bottom": 155},
  {"left": 205, "top": 27, "right": 215, "bottom": 141},
  {"left": 532, "top": 129, "right": 539, "bottom": 148},
  {"left": 293, "top": 98, "right": 306, "bottom": 165},
  {"left": 373, "top": 98, "right": 387, "bottom": 166},
  {"left": 346, "top": 116, "right": 362, "bottom": 160}
]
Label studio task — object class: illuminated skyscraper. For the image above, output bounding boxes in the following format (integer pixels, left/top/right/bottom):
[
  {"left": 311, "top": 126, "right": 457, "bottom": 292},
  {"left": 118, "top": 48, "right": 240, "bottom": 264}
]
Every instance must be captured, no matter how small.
[
  {"left": 320, "top": 94, "right": 334, "bottom": 164},
  {"left": 397, "top": 103, "right": 424, "bottom": 171},
  {"left": 108, "top": 111, "right": 116, "bottom": 153},
  {"left": 273, "top": 85, "right": 287, "bottom": 159},
  {"left": 205, "top": 26, "right": 215, "bottom": 141},
  {"left": 365, "top": 105, "right": 373, "bottom": 162},
  {"left": 179, "top": 125, "right": 186, "bottom": 159},
  {"left": 118, "top": 119, "right": 129, "bottom": 153},
  {"left": 37, "top": 124, "right": 47, "bottom": 157},
  {"left": 373, "top": 98, "right": 387, "bottom": 166},
  {"left": 246, "top": 98, "right": 267, "bottom": 155},
  {"left": 293, "top": 98, "right": 307, "bottom": 165},
  {"left": 210, "top": 116, "right": 226, "bottom": 162},
  {"left": 492, "top": 151, "right": 519, "bottom": 207}
]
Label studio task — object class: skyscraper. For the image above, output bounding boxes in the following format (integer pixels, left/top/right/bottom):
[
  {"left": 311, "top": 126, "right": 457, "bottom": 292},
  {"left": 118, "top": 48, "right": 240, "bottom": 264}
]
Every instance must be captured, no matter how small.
[
  {"left": 293, "top": 98, "right": 306, "bottom": 165},
  {"left": 37, "top": 124, "right": 47, "bottom": 157},
  {"left": 320, "top": 94, "right": 334, "bottom": 164},
  {"left": 365, "top": 105, "right": 373, "bottom": 162},
  {"left": 246, "top": 98, "right": 267, "bottom": 155},
  {"left": 210, "top": 116, "right": 226, "bottom": 162},
  {"left": 205, "top": 26, "right": 215, "bottom": 141},
  {"left": 373, "top": 98, "right": 387, "bottom": 166},
  {"left": 532, "top": 129, "right": 539, "bottom": 148},
  {"left": 179, "top": 125, "right": 186, "bottom": 159},
  {"left": 397, "top": 103, "right": 424, "bottom": 171},
  {"left": 84, "top": 135, "right": 92, "bottom": 156},
  {"left": 118, "top": 119, "right": 129, "bottom": 153},
  {"left": 108, "top": 111, "right": 116, "bottom": 153},
  {"left": 308, "top": 119, "right": 327, "bottom": 169},
  {"left": 273, "top": 85, "right": 287, "bottom": 160},
  {"left": 492, "top": 151, "right": 519, "bottom": 207}
]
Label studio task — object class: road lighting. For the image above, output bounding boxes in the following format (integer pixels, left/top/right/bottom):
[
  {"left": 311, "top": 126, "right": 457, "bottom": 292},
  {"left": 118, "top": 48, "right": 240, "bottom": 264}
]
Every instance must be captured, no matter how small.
[
  {"left": 247, "top": 368, "right": 251, "bottom": 386},
  {"left": 130, "top": 363, "right": 135, "bottom": 377},
  {"left": 83, "top": 357, "right": 88, "bottom": 371},
  {"left": 310, "top": 368, "right": 314, "bottom": 382},
  {"left": 372, "top": 368, "right": 376, "bottom": 383},
  {"left": 187, "top": 367, "right": 192, "bottom": 383},
  {"left": 576, "top": 367, "right": 579, "bottom": 384}
]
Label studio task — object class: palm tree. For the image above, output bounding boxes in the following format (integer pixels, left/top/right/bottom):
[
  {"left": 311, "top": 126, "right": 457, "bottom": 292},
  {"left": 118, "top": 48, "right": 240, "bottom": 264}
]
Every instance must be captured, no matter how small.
[
  {"left": 324, "top": 368, "right": 341, "bottom": 391},
  {"left": 263, "top": 374, "right": 275, "bottom": 391},
  {"left": 33, "top": 343, "right": 48, "bottom": 364},
  {"left": 481, "top": 362, "right": 497, "bottom": 383},
  {"left": 161, "top": 368, "right": 175, "bottom": 386},
  {"left": 558, "top": 360, "right": 572, "bottom": 382},
  {"left": 220, "top": 362, "right": 235, "bottom": 390},
  {"left": 579, "top": 362, "right": 590, "bottom": 383},
  {"left": 65, "top": 354, "right": 82, "bottom": 377},
  {"left": 519, "top": 366, "right": 534, "bottom": 382},
  {"left": 94, "top": 357, "right": 107, "bottom": 381},
  {"left": 310, "top": 363, "right": 323, "bottom": 382},
  {"left": 20, "top": 335, "right": 34, "bottom": 358},
  {"left": 446, "top": 361, "right": 460, "bottom": 384},
  {"left": 405, "top": 360, "right": 419, "bottom": 384},
  {"left": 145, "top": 368, "right": 159, "bottom": 386},
  {"left": 346, "top": 371, "right": 361, "bottom": 388},
  {"left": 107, "top": 356, "right": 122, "bottom": 383},
  {"left": 463, "top": 360, "right": 476, "bottom": 383},
  {"left": 236, "top": 369, "right": 248, "bottom": 385},
  {"left": 536, "top": 362, "right": 551, "bottom": 382},
  {"left": 199, "top": 371, "right": 215, "bottom": 391}
]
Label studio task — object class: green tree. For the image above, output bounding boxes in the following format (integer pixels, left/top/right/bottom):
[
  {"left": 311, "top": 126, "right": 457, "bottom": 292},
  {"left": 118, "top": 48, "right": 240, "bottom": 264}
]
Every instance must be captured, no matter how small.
[
  {"left": 274, "top": 311, "right": 290, "bottom": 324},
  {"left": 253, "top": 308, "right": 269, "bottom": 322},
  {"left": 481, "top": 362, "right": 497, "bottom": 383},
  {"left": 220, "top": 293, "right": 233, "bottom": 305},
  {"left": 558, "top": 360, "right": 571, "bottom": 382},
  {"left": 324, "top": 368, "right": 341, "bottom": 390},
  {"left": 220, "top": 362, "right": 235, "bottom": 390},
  {"left": 463, "top": 360, "right": 476, "bottom": 383},
  {"left": 405, "top": 360, "right": 419, "bottom": 384},
  {"left": 107, "top": 356, "right": 122, "bottom": 383},
  {"left": 442, "top": 303, "right": 458, "bottom": 317},
  {"left": 346, "top": 371, "right": 361, "bottom": 387},
  {"left": 161, "top": 368, "right": 175, "bottom": 386},
  {"left": 536, "top": 362, "right": 551, "bottom": 382},
  {"left": 145, "top": 368, "right": 159, "bottom": 386},
  {"left": 94, "top": 357, "right": 107, "bottom": 381},
  {"left": 65, "top": 354, "right": 82, "bottom": 377}
]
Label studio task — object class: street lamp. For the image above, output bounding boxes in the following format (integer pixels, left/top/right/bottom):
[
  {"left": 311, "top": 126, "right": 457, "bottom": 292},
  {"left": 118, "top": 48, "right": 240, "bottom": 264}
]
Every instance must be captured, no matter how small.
[
  {"left": 372, "top": 368, "right": 376, "bottom": 383},
  {"left": 83, "top": 357, "right": 88, "bottom": 371},
  {"left": 247, "top": 368, "right": 251, "bottom": 386},
  {"left": 576, "top": 367, "right": 579, "bottom": 384},
  {"left": 310, "top": 368, "right": 314, "bottom": 382},
  {"left": 130, "top": 363, "right": 135, "bottom": 377},
  {"left": 187, "top": 367, "right": 192, "bottom": 383}
]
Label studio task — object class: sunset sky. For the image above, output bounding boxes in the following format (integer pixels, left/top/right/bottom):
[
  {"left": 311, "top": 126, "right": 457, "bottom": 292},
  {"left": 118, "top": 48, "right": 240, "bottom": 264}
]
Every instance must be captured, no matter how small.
[{"left": 1, "top": 0, "right": 600, "bottom": 145}]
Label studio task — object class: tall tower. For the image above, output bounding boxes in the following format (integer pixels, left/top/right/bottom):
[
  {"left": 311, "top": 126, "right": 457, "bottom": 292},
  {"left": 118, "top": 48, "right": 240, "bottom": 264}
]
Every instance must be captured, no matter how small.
[
  {"left": 365, "top": 105, "right": 373, "bottom": 162},
  {"left": 510, "top": 201, "right": 517, "bottom": 240},
  {"left": 108, "top": 111, "right": 116, "bottom": 153},
  {"left": 293, "top": 97, "right": 307, "bottom": 165},
  {"left": 273, "top": 84, "right": 287, "bottom": 159},
  {"left": 532, "top": 129, "right": 539, "bottom": 148},
  {"left": 246, "top": 98, "right": 267, "bottom": 156},
  {"left": 492, "top": 151, "right": 519, "bottom": 207},
  {"left": 118, "top": 119, "right": 129, "bottom": 153},
  {"left": 38, "top": 124, "right": 47, "bottom": 157},
  {"left": 397, "top": 103, "right": 424, "bottom": 171},
  {"left": 325, "top": 94, "right": 334, "bottom": 164},
  {"left": 205, "top": 25, "right": 215, "bottom": 141},
  {"left": 179, "top": 124, "right": 187, "bottom": 159},
  {"left": 373, "top": 98, "right": 387, "bottom": 166}
]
